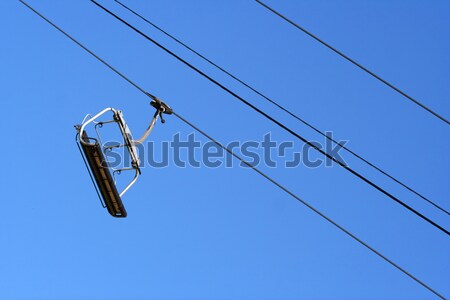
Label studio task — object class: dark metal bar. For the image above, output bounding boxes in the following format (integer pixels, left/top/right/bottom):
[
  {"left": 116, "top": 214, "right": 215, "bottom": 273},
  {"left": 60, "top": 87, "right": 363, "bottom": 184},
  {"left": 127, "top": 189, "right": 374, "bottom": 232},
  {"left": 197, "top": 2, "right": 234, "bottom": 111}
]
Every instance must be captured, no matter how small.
[{"left": 79, "top": 131, "right": 127, "bottom": 218}]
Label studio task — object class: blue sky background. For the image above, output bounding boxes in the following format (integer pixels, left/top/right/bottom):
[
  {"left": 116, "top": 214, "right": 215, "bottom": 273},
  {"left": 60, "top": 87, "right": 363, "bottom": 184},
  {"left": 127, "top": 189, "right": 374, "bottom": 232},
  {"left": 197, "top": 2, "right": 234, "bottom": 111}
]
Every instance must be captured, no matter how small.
[{"left": 1, "top": 0, "right": 449, "bottom": 299}]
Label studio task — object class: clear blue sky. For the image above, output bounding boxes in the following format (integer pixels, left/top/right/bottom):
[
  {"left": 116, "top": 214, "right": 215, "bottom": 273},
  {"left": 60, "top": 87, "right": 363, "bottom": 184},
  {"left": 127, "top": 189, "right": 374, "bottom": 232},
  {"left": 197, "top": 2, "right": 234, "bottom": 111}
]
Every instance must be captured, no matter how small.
[{"left": 1, "top": 0, "right": 449, "bottom": 299}]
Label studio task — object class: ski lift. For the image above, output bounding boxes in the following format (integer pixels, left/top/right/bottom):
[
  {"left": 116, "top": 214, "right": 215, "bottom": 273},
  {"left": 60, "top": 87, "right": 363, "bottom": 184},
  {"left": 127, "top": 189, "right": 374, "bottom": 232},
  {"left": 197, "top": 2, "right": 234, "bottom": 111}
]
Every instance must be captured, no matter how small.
[{"left": 75, "top": 99, "right": 172, "bottom": 218}]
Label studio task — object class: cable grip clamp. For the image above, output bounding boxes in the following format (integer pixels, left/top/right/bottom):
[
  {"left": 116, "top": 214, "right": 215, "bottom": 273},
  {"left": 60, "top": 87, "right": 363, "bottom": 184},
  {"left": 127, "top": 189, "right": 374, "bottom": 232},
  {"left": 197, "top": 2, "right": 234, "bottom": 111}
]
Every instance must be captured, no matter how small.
[{"left": 150, "top": 98, "right": 173, "bottom": 124}]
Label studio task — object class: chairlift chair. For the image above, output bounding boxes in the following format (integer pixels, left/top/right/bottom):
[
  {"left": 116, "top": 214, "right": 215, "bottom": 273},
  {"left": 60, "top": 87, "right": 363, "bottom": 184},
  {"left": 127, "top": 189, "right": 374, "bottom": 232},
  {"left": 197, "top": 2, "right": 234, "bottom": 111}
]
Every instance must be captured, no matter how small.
[{"left": 75, "top": 100, "right": 172, "bottom": 217}]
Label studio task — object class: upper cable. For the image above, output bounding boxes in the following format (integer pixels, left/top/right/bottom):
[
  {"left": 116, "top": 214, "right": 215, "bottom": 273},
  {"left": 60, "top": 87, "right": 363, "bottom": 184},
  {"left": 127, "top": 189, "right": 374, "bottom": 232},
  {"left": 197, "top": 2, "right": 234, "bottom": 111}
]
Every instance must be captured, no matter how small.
[{"left": 255, "top": 0, "right": 450, "bottom": 126}]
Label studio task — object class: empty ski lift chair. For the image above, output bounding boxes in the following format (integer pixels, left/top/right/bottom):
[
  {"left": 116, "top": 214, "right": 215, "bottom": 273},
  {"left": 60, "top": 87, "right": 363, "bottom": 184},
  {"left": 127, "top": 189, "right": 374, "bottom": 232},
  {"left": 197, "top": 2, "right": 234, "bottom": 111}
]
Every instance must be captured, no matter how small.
[{"left": 75, "top": 100, "right": 172, "bottom": 217}]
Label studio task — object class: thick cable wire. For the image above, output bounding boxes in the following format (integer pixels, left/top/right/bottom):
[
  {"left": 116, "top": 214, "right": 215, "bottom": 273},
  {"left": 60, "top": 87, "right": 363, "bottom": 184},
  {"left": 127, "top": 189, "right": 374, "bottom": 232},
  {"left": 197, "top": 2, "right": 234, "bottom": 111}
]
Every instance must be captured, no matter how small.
[
  {"left": 113, "top": 0, "right": 449, "bottom": 216},
  {"left": 90, "top": 0, "right": 449, "bottom": 236},
  {"left": 18, "top": 1, "right": 446, "bottom": 297},
  {"left": 255, "top": 0, "right": 450, "bottom": 126}
]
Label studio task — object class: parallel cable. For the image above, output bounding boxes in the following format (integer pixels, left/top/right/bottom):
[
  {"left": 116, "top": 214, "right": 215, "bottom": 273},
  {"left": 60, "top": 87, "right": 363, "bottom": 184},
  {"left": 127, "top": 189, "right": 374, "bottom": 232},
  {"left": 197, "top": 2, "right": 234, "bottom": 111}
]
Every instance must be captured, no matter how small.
[
  {"left": 113, "top": 0, "right": 449, "bottom": 216},
  {"left": 18, "top": 1, "right": 446, "bottom": 297},
  {"left": 255, "top": 0, "right": 450, "bottom": 126},
  {"left": 90, "top": 0, "right": 450, "bottom": 236}
]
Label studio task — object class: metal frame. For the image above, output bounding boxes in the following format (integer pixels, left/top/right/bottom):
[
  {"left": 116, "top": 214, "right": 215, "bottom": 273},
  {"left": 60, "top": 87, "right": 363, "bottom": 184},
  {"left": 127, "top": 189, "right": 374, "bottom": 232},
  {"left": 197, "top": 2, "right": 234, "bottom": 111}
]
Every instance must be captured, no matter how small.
[{"left": 75, "top": 100, "right": 172, "bottom": 217}]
